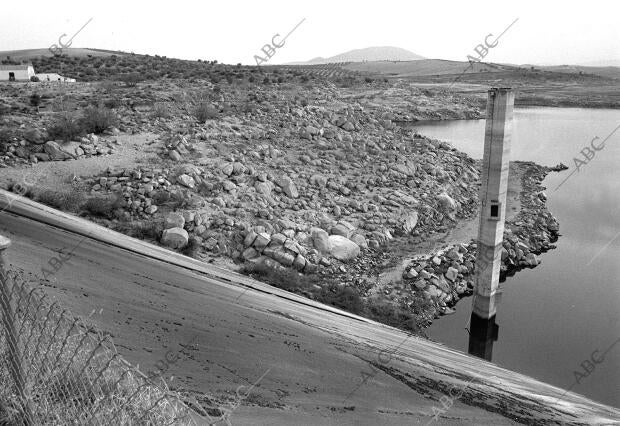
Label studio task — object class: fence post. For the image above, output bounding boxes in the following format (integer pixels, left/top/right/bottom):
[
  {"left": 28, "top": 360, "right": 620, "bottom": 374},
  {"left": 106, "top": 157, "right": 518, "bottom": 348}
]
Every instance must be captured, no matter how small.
[{"left": 0, "top": 235, "right": 33, "bottom": 425}]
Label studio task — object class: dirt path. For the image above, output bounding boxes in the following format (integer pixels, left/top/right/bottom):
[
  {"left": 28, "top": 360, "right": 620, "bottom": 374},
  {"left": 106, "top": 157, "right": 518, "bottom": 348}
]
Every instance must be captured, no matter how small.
[{"left": 0, "top": 132, "right": 158, "bottom": 190}]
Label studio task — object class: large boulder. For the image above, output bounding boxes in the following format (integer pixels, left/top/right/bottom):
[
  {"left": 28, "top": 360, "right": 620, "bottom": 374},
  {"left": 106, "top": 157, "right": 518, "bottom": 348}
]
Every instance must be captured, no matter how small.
[
  {"left": 275, "top": 175, "right": 299, "bottom": 198},
  {"left": 44, "top": 141, "right": 74, "bottom": 160},
  {"left": 168, "top": 150, "right": 182, "bottom": 161},
  {"left": 311, "top": 227, "right": 331, "bottom": 253},
  {"left": 59, "top": 141, "right": 84, "bottom": 157},
  {"left": 525, "top": 253, "right": 540, "bottom": 266},
  {"left": 255, "top": 181, "right": 272, "bottom": 196},
  {"left": 309, "top": 174, "right": 328, "bottom": 188},
  {"left": 220, "top": 163, "right": 234, "bottom": 176},
  {"left": 271, "top": 248, "right": 295, "bottom": 267},
  {"left": 350, "top": 233, "right": 368, "bottom": 250},
  {"left": 328, "top": 235, "right": 360, "bottom": 261},
  {"left": 164, "top": 212, "right": 185, "bottom": 229},
  {"left": 177, "top": 174, "right": 195, "bottom": 189},
  {"left": 391, "top": 163, "right": 415, "bottom": 177},
  {"left": 253, "top": 233, "right": 271, "bottom": 250},
  {"left": 437, "top": 192, "right": 457, "bottom": 211},
  {"left": 445, "top": 266, "right": 459, "bottom": 282},
  {"left": 161, "top": 227, "right": 189, "bottom": 249},
  {"left": 330, "top": 221, "right": 355, "bottom": 238},
  {"left": 399, "top": 211, "right": 418, "bottom": 234}
]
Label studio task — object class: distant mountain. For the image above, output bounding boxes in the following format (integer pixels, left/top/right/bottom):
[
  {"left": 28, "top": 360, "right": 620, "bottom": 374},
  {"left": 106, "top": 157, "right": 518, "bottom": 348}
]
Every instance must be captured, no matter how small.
[
  {"left": 288, "top": 46, "right": 425, "bottom": 65},
  {"left": 578, "top": 59, "right": 620, "bottom": 67}
]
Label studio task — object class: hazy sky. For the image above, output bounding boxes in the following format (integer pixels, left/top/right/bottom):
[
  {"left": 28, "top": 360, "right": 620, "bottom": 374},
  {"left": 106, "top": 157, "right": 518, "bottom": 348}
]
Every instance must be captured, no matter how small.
[{"left": 1, "top": 0, "right": 618, "bottom": 66}]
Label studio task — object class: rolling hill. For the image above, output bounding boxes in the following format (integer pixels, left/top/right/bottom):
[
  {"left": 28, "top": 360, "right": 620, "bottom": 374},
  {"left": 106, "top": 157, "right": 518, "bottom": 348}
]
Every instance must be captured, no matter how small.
[{"left": 289, "top": 46, "right": 425, "bottom": 64}]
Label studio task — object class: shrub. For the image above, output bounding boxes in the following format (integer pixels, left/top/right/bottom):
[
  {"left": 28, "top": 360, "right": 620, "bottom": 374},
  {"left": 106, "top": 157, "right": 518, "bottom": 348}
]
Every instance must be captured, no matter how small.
[
  {"left": 0, "top": 128, "right": 12, "bottom": 147},
  {"left": 181, "top": 237, "right": 201, "bottom": 258},
  {"left": 47, "top": 112, "right": 83, "bottom": 141},
  {"left": 81, "top": 106, "right": 118, "bottom": 134},
  {"left": 33, "top": 189, "right": 85, "bottom": 212},
  {"left": 152, "top": 190, "right": 190, "bottom": 210},
  {"left": 99, "top": 80, "right": 118, "bottom": 93},
  {"left": 120, "top": 73, "right": 142, "bottom": 87},
  {"left": 242, "top": 262, "right": 311, "bottom": 292},
  {"left": 151, "top": 102, "right": 172, "bottom": 119},
  {"left": 366, "top": 300, "right": 426, "bottom": 335},
  {"left": 241, "top": 262, "right": 364, "bottom": 312},
  {"left": 103, "top": 97, "right": 122, "bottom": 109},
  {"left": 316, "top": 284, "right": 364, "bottom": 314},
  {"left": 23, "top": 128, "right": 45, "bottom": 144},
  {"left": 82, "top": 195, "right": 119, "bottom": 217},
  {"left": 29, "top": 93, "right": 42, "bottom": 108},
  {"left": 193, "top": 102, "right": 218, "bottom": 122},
  {"left": 113, "top": 219, "right": 163, "bottom": 241},
  {"left": 30, "top": 76, "right": 40, "bottom": 82}
]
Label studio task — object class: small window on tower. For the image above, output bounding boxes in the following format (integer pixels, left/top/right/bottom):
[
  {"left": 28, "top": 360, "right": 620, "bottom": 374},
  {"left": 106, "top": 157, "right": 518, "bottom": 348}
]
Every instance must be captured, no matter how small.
[{"left": 490, "top": 202, "right": 500, "bottom": 219}]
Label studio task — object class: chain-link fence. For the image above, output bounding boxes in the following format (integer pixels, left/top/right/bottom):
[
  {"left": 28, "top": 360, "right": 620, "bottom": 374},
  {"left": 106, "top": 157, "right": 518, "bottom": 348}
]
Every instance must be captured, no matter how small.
[{"left": 0, "top": 249, "right": 202, "bottom": 425}]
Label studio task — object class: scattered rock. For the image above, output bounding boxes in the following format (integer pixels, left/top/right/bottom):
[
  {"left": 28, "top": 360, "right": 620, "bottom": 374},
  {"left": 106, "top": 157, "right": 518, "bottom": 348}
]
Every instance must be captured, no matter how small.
[
  {"left": 161, "top": 227, "right": 189, "bottom": 249},
  {"left": 177, "top": 174, "right": 195, "bottom": 188},
  {"left": 328, "top": 235, "right": 360, "bottom": 261}
]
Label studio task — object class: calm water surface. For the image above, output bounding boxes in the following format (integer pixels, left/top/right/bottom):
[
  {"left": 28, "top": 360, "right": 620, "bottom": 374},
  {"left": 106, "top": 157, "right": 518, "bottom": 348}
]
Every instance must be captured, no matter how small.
[{"left": 413, "top": 107, "right": 620, "bottom": 407}]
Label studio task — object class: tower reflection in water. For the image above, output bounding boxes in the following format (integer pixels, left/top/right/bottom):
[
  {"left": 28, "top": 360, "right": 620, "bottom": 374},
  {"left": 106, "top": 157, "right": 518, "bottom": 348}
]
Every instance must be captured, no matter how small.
[
  {"left": 468, "top": 292, "right": 502, "bottom": 361},
  {"left": 468, "top": 310, "right": 500, "bottom": 361}
]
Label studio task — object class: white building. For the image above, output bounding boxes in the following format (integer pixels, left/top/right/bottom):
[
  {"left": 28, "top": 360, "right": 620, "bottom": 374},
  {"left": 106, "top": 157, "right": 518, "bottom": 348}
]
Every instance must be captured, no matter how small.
[
  {"left": 35, "top": 73, "right": 76, "bottom": 83},
  {"left": 0, "top": 64, "right": 35, "bottom": 81}
]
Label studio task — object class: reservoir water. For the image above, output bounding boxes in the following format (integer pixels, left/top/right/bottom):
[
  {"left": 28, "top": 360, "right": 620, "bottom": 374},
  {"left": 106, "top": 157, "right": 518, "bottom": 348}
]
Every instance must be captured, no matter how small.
[{"left": 413, "top": 107, "right": 620, "bottom": 408}]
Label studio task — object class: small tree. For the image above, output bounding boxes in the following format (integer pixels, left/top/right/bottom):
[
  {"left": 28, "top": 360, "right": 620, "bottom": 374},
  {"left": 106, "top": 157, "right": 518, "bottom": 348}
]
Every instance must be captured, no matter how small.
[
  {"left": 29, "top": 93, "right": 42, "bottom": 113},
  {"left": 120, "top": 73, "right": 142, "bottom": 87}
]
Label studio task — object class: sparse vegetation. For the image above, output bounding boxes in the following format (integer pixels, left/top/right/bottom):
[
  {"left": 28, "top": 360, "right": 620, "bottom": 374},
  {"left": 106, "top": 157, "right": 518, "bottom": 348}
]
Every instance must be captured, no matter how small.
[
  {"left": 82, "top": 195, "right": 120, "bottom": 218},
  {"left": 32, "top": 188, "right": 85, "bottom": 212},
  {"left": 81, "top": 105, "right": 118, "bottom": 134},
  {"left": 151, "top": 102, "right": 172, "bottom": 119},
  {"left": 47, "top": 111, "right": 83, "bottom": 141},
  {"left": 119, "top": 72, "right": 142, "bottom": 87},
  {"left": 193, "top": 102, "right": 218, "bottom": 122},
  {"left": 113, "top": 219, "right": 164, "bottom": 241},
  {"left": 0, "top": 104, "right": 9, "bottom": 118},
  {"left": 0, "top": 129, "right": 12, "bottom": 149},
  {"left": 242, "top": 262, "right": 429, "bottom": 334}
]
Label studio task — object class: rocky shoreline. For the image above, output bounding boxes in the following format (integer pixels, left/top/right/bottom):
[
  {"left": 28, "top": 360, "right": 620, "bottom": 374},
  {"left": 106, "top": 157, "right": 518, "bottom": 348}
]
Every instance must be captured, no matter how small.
[
  {"left": 1, "top": 78, "right": 563, "bottom": 334},
  {"left": 401, "top": 162, "right": 560, "bottom": 320}
]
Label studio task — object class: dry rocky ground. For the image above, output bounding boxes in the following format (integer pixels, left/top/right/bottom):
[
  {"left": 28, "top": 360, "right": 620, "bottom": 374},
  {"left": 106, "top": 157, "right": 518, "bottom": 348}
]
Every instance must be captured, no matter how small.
[{"left": 0, "top": 74, "right": 562, "bottom": 334}]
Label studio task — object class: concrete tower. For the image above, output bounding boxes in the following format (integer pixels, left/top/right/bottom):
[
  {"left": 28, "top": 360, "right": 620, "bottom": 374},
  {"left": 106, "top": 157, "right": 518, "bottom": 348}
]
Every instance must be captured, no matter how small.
[{"left": 472, "top": 87, "right": 514, "bottom": 320}]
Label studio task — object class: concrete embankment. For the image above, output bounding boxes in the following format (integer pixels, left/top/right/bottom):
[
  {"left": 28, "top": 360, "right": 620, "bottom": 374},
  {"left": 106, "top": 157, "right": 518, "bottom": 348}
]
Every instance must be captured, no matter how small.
[{"left": 1, "top": 191, "right": 618, "bottom": 425}]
